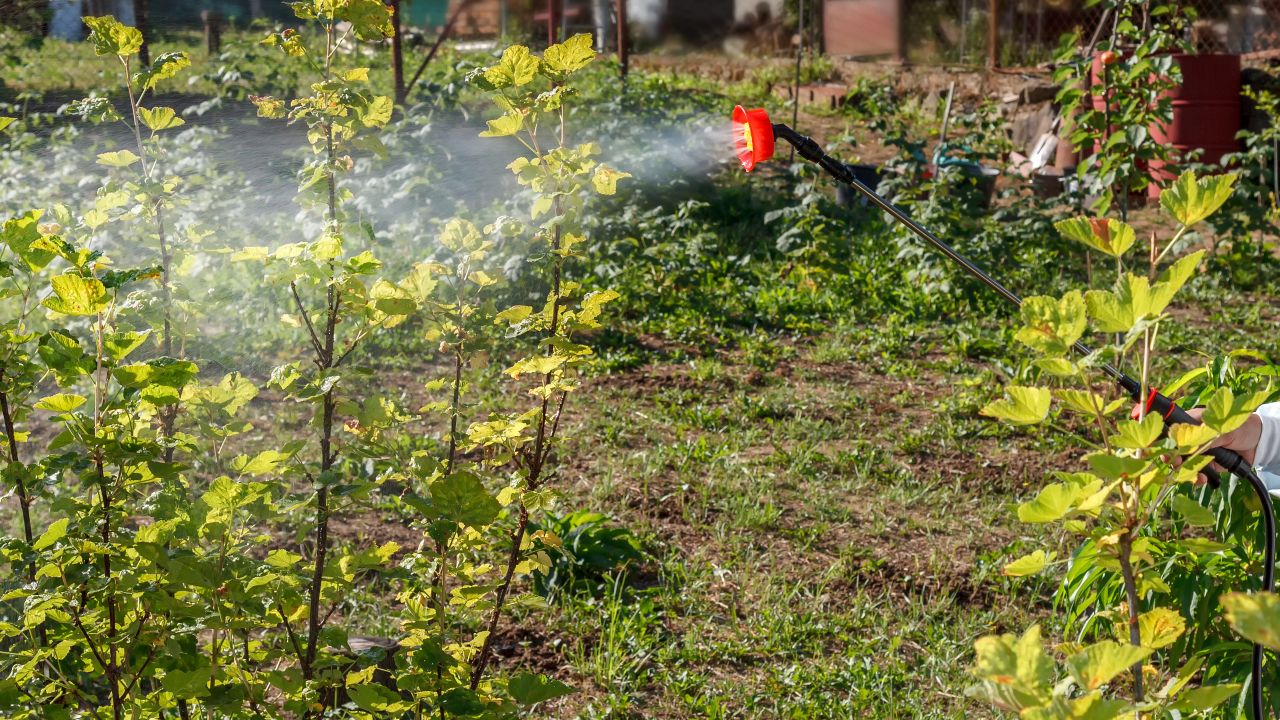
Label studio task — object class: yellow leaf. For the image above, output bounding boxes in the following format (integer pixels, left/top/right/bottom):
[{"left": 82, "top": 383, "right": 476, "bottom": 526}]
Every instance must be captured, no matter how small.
[
  {"left": 1139, "top": 607, "right": 1185, "bottom": 649},
  {"left": 139, "top": 106, "right": 185, "bottom": 132},
  {"left": 592, "top": 164, "right": 632, "bottom": 195},
  {"left": 1169, "top": 422, "right": 1218, "bottom": 451}
]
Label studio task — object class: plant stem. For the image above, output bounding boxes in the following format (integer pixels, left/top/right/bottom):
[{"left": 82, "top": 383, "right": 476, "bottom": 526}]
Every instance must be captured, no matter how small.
[
  {"left": 1, "top": 389, "right": 43, "bottom": 646},
  {"left": 437, "top": 349, "right": 463, "bottom": 720},
  {"left": 305, "top": 29, "right": 340, "bottom": 678},
  {"left": 1117, "top": 532, "right": 1144, "bottom": 701},
  {"left": 100, "top": 458, "right": 123, "bottom": 720},
  {"left": 470, "top": 140, "right": 569, "bottom": 689},
  {"left": 469, "top": 507, "right": 530, "bottom": 690},
  {"left": 1, "top": 392, "right": 34, "bottom": 574}
]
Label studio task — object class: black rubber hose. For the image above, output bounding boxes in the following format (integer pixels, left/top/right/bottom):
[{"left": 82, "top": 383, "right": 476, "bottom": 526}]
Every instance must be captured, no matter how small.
[
  {"left": 1211, "top": 458, "right": 1275, "bottom": 719},
  {"left": 771, "top": 122, "right": 1275, "bottom": 717}
]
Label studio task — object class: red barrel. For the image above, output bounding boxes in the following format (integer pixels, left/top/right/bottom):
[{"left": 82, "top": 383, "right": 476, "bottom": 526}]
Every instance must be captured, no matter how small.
[
  {"left": 1087, "top": 52, "right": 1151, "bottom": 205},
  {"left": 1148, "top": 54, "right": 1241, "bottom": 196}
]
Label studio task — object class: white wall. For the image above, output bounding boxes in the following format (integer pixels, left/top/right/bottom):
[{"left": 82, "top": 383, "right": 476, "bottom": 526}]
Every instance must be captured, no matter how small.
[
  {"left": 630, "top": 0, "right": 665, "bottom": 38},
  {"left": 50, "top": 0, "right": 136, "bottom": 41}
]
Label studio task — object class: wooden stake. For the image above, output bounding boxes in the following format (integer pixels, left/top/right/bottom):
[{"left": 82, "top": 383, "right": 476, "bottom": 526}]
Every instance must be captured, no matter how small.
[
  {"left": 617, "top": 0, "right": 628, "bottom": 77},
  {"left": 989, "top": 0, "right": 999, "bottom": 68},
  {"left": 548, "top": 0, "right": 558, "bottom": 46},
  {"left": 391, "top": 0, "right": 405, "bottom": 105},
  {"left": 134, "top": 0, "right": 149, "bottom": 66}
]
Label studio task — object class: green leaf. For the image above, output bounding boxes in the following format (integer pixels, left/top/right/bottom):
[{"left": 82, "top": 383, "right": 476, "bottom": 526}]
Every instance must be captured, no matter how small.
[
  {"left": 469, "top": 270, "right": 497, "bottom": 287},
  {"left": 115, "top": 360, "right": 199, "bottom": 391},
  {"left": 1014, "top": 291, "right": 1086, "bottom": 356},
  {"left": 265, "top": 549, "right": 303, "bottom": 568},
  {"left": 1177, "top": 538, "right": 1234, "bottom": 554},
  {"left": 431, "top": 472, "right": 501, "bottom": 528},
  {"left": 1021, "top": 694, "right": 1131, "bottom": 720},
  {"left": 1084, "top": 452, "right": 1150, "bottom": 480},
  {"left": 439, "top": 218, "right": 483, "bottom": 252},
  {"left": 1171, "top": 495, "right": 1215, "bottom": 527},
  {"left": 1110, "top": 413, "right": 1162, "bottom": 450},
  {"left": 160, "top": 668, "right": 212, "bottom": 699},
  {"left": 34, "top": 518, "right": 68, "bottom": 550},
  {"left": 0, "top": 117, "right": 15, "bottom": 132},
  {"left": 1169, "top": 422, "right": 1218, "bottom": 452},
  {"left": 133, "top": 51, "right": 191, "bottom": 89},
  {"left": 1138, "top": 607, "right": 1185, "bottom": 649},
  {"left": 84, "top": 16, "right": 143, "bottom": 57},
  {"left": 346, "top": 250, "right": 382, "bottom": 274},
  {"left": 480, "top": 112, "right": 524, "bottom": 138},
  {"left": 1201, "top": 386, "right": 1270, "bottom": 434},
  {"left": 508, "top": 671, "right": 577, "bottom": 706},
  {"left": 979, "top": 386, "right": 1051, "bottom": 426},
  {"left": 965, "top": 624, "right": 1054, "bottom": 711},
  {"left": 34, "top": 394, "right": 85, "bottom": 412},
  {"left": 1053, "top": 391, "right": 1109, "bottom": 420},
  {"left": 1055, "top": 217, "right": 1136, "bottom": 258},
  {"left": 1149, "top": 250, "right": 1204, "bottom": 314},
  {"left": 42, "top": 275, "right": 110, "bottom": 316},
  {"left": 139, "top": 106, "right": 184, "bottom": 132},
  {"left": 1064, "top": 640, "right": 1152, "bottom": 690},
  {"left": 352, "top": 134, "right": 389, "bottom": 160},
  {"left": 497, "top": 305, "right": 532, "bottom": 323},
  {"left": 231, "top": 246, "right": 269, "bottom": 262},
  {"left": 440, "top": 687, "right": 486, "bottom": 715},
  {"left": 484, "top": 45, "right": 540, "bottom": 89},
  {"left": 1221, "top": 592, "right": 1280, "bottom": 650},
  {"left": 338, "top": 0, "right": 394, "bottom": 40},
  {"left": 202, "top": 476, "right": 268, "bottom": 510},
  {"left": 104, "top": 330, "right": 150, "bottom": 362},
  {"left": 371, "top": 280, "right": 416, "bottom": 316},
  {"left": 393, "top": 265, "right": 435, "bottom": 304},
  {"left": 252, "top": 96, "right": 286, "bottom": 119},
  {"left": 541, "top": 33, "right": 596, "bottom": 79},
  {"left": 1086, "top": 274, "right": 1155, "bottom": 334},
  {"left": 348, "top": 684, "right": 404, "bottom": 713},
  {"left": 1, "top": 210, "right": 55, "bottom": 272},
  {"left": 1160, "top": 170, "right": 1237, "bottom": 228},
  {"left": 582, "top": 289, "right": 620, "bottom": 308},
  {"left": 1004, "top": 550, "right": 1055, "bottom": 577},
  {"left": 359, "top": 95, "right": 392, "bottom": 128},
  {"left": 230, "top": 450, "right": 285, "bottom": 477},
  {"left": 1169, "top": 684, "right": 1244, "bottom": 711},
  {"left": 96, "top": 150, "right": 140, "bottom": 168},
  {"left": 592, "top": 165, "right": 632, "bottom": 195},
  {"left": 1018, "top": 484, "right": 1083, "bottom": 523}
]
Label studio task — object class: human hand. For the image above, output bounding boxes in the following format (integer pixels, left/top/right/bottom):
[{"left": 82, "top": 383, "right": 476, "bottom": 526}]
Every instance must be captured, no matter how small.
[{"left": 1174, "top": 408, "right": 1262, "bottom": 485}]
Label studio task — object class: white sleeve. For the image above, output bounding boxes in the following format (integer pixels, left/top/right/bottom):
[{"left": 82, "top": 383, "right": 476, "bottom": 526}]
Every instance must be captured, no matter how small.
[{"left": 1253, "top": 404, "right": 1280, "bottom": 469}]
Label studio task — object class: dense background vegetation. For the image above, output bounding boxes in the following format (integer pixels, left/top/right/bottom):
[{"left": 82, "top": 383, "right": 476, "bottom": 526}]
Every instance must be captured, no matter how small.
[{"left": 3, "top": 6, "right": 1280, "bottom": 719}]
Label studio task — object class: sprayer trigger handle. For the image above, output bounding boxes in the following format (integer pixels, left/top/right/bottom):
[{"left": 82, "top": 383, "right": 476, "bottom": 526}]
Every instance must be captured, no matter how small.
[{"left": 1149, "top": 391, "right": 1223, "bottom": 490}]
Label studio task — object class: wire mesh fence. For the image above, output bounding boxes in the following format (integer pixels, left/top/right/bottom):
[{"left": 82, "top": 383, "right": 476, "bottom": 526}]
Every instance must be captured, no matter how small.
[{"left": 899, "top": 0, "right": 1280, "bottom": 68}]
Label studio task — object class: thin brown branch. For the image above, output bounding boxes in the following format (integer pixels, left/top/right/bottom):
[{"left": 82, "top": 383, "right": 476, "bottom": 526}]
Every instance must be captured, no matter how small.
[
  {"left": 469, "top": 512, "right": 529, "bottom": 689},
  {"left": 290, "top": 281, "right": 326, "bottom": 358}
]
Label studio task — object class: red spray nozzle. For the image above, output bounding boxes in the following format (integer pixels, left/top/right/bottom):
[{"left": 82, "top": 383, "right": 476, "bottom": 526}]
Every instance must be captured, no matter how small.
[{"left": 733, "top": 106, "right": 775, "bottom": 172}]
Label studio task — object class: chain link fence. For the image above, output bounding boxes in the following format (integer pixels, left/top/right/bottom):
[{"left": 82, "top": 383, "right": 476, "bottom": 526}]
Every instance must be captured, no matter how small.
[{"left": 898, "top": 0, "right": 1280, "bottom": 68}]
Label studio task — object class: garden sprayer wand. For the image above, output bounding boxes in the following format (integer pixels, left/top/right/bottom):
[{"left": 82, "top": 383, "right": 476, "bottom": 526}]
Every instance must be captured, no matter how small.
[{"left": 733, "top": 106, "right": 1276, "bottom": 715}]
